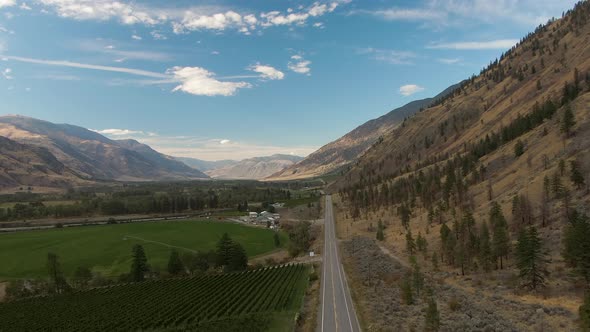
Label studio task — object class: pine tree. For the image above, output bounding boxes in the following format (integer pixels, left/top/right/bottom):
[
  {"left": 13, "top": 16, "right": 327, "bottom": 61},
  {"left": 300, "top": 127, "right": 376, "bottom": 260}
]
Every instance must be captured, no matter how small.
[
  {"left": 406, "top": 230, "right": 416, "bottom": 255},
  {"left": 273, "top": 232, "right": 281, "bottom": 247},
  {"left": 514, "top": 140, "right": 525, "bottom": 157},
  {"left": 216, "top": 233, "right": 234, "bottom": 268},
  {"left": 130, "top": 244, "right": 149, "bottom": 282},
  {"left": 552, "top": 172, "right": 564, "bottom": 199},
  {"left": 227, "top": 242, "right": 248, "bottom": 272},
  {"left": 431, "top": 252, "right": 439, "bottom": 271},
  {"left": 400, "top": 273, "right": 413, "bottom": 305},
  {"left": 416, "top": 232, "right": 428, "bottom": 254},
  {"left": 376, "top": 220, "right": 385, "bottom": 241},
  {"left": 424, "top": 296, "right": 441, "bottom": 331},
  {"left": 563, "top": 211, "right": 590, "bottom": 285},
  {"left": 580, "top": 292, "right": 590, "bottom": 331},
  {"left": 167, "top": 250, "right": 184, "bottom": 275},
  {"left": 412, "top": 261, "right": 424, "bottom": 297},
  {"left": 479, "top": 222, "right": 493, "bottom": 272},
  {"left": 571, "top": 160, "right": 586, "bottom": 189},
  {"left": 561, "top": 104, "right": 576, "bottom": 137},
  {"left": 490, "top": 202, "right": 510, "bottom": 269},
  {"left": 47, "top": 252, "right": 68, "bottom": 293},
  {"left": 516, "top": 227, "right": 548, "bottom": 290}
]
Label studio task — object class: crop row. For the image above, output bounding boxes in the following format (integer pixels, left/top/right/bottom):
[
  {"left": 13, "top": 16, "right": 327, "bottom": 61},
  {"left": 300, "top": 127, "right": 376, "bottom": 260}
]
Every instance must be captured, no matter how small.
[{"left": 0, "top": 264, "right": 309, "bottom": 331}]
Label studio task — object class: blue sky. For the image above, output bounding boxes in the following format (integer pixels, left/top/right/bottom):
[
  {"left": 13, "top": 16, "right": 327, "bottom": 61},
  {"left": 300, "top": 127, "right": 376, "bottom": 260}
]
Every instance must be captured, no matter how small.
[{"left": 0, "top": 0, "right": 579, "bottom": 160}]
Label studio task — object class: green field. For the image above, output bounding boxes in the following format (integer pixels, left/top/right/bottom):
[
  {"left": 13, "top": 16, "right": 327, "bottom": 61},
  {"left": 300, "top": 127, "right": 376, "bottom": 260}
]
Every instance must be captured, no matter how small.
[
  {"left": 0, "top": 220, "right": 286, "bottom": 280},
  {"left": 0, "top": 264, "right": 310, "bottom": 331}
]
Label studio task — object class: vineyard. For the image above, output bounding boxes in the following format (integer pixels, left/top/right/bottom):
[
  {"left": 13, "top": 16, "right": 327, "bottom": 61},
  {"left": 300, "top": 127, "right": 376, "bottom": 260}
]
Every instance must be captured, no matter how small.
[{"left": 0, "top": 264, "right": 310, "bottom": 331}]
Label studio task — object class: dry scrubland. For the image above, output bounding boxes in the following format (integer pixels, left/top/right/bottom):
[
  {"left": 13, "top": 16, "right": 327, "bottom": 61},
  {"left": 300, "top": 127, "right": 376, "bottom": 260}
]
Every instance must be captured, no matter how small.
[{"left": 328, "top": 4, "right": 590, "bottom": 331}]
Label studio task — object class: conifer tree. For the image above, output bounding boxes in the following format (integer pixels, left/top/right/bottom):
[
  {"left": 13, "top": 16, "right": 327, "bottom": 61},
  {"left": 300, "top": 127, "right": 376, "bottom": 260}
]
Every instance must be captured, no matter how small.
[
  {"left": 412, "top": 261, "right": 424, "bottom": 297},
  {"left": 490, "top": 202, "right": 510, "bottom": 269},
  {"left": 376, "top": 220, "right": 385, "bottom": 241},
  {"left": 563, "top": 211, "right": 590, "bottom": 285},
  {"left": 479, "top": 222, "right": 493, "bottom": 272},
  {"left": 167, "top": 250, "right": 184, "bottom": 276},
  {"left": 273, "top": 232, "right": 281, "bottom": 247},
  {"left": 47, "top": 252, "right": 69, "bottom": 293},
  {"left": 416, "top": 232, "right": 428, "bottom": 254},
  {"left": 425, "top": 296, "right": 441, "bottom": 331},
  {"left": 516, "top": 227, "right": 548, "bottom": 290},
  {"left": 561, "top": 104, "right": 576, "bottom": 137},
  {"left": 406, "top": 230, "right": 416, "bottom": 255},
  {"left": 130, "top": 244, "right": 149, "bottom": 282},
  {"left": 580, "top": 292, "right": 590, "bottom": 331},
  {"left": 570, "top": 160, "right": 586, "bottom": 189},
  {"left": 552, "top": 172, "right": 564, "bottom": 199},
  {"left": 400, "top": 273, "right": 413, "bottom": 305}
]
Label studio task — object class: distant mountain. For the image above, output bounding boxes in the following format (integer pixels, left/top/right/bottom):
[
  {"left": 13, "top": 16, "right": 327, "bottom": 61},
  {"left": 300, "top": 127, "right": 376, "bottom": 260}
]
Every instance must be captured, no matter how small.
[
  {"left": 0, "top": 115, "right": 208, "bottom": 185},
  {"left": 206, "top": 154, "right": 303, "bottom": 180},
  {"left": 266, "top": 82, "right": 462, "bottom": 180},
  {"left": 174, "top": 157, "right": 237, "bottom": 172},
  {"left": 0, "top": 135, "right": 86, "bottom": 188}
]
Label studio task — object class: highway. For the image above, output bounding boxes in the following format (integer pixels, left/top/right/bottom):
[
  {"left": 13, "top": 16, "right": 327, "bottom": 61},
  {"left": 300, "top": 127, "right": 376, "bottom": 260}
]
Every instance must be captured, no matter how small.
[{"left": 319, "top": 195, "right": 361, "bottom": 332}]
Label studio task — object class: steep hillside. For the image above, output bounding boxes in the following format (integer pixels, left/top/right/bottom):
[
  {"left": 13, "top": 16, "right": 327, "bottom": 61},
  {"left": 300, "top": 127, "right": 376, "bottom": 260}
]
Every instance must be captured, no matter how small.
[
  {"left": 267, "top": 83, "right": 461, "bottom": 180},
  {"left": 0, "top": 136, "right": 85, "bottom": 188},
  {"left": 333, "top": 3, "right": 590, "bottom": 330},
  {"left": 0, "top": 116, "right": 208, "bottom": 182},
  {"left": 206, "top": 154, "right": 303, "bottom": 180},
  {"left": 174, "top": 157, "right": 237, "bottom": 172}
]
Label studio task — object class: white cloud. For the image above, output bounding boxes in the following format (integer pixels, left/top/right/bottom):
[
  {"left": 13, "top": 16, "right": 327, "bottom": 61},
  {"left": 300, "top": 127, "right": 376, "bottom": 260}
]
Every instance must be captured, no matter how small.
[
  {"left": 288, "top": 55, "right": 311, "bottom": 75},
  {"left": 0, "top": 25, "right": 15, "bottom": 34},
  {"left": 0, "top": 0, "right": 15, "bottom": 8},
  {"left": 210, "top": 50, "right": 220, "bottom": 55},
  {"left": 93, "top": 128, "right": 145, "bottom": 136},
  {"left": 427, "top": 39, "right": 519, "bottom": 50},
  {"left": 131, "top": 34, "right": 142, "bottom": 40},
  {"left": 248, "top": 63, "right": 284, "bottom": 80},
  {"left": 19, "top": 2, "right": 30, "bottom": 10},
  {"left": 368, "top": 8, "right": 446, "bottom": 21},
  {"left": 78, "top": 40, "right": 172, "bottom": 61},
  {"left": 3, "top": 55, "right": 170, "bottom": 78},
  {"left": 438, "top": 57, "right": 461, "bottom": 64},
  {"left": 219, "top": 139, "right": 230, "bottom": 144},
  {"left": 358, "top": 0, "right": 578, "bottom": 27},
  {"left": 35, "top": 1, "right": 347, "bottom": 35},
  {"left": 312, "top": 22, "right": 324, "bottom": 28},
  {"left": 2, "top": 67, "right": 12, "bottom": 79},
  {"left": 150, "top": 30, "right": 167, "bottom": 40},
  {"left": 168, "top": 66, "right": 251, "bottom": 96},
  {"left": 399, "top": 84, "right": 424, "bottom": 96},
  {"left": 358, "top": 48, "right": 416, "bottom": 65}
]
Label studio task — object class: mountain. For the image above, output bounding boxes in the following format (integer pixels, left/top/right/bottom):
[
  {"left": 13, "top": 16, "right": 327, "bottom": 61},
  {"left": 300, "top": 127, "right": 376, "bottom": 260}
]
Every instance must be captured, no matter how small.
[
  {"left": 0, "top": 135, "right": 86, "bottom": 188},
  {"left": 206, "top": 154, "right": 303, "bottom": 180},
  {"left": 174, "top": 157, "right": 237, "bottom": 172},
  {"left": 0, "top": 115, "right": 208, "bottom": 184},
  {"left": 266, "top": 82, "right": 461, "bottom": 180}
]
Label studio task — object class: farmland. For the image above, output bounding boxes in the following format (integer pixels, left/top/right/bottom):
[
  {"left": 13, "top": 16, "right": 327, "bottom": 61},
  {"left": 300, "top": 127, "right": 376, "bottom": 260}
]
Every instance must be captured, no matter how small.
[
  {"left": 0, "top": 220, "right": 287, "bottom": 280},
  {"left": 0, "top": 264, "right": 310, "bottom": 331}
]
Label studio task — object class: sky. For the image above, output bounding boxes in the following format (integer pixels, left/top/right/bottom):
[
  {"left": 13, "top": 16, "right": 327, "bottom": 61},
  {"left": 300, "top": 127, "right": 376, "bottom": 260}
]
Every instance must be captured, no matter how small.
[{"left": 0, "top": 0, "right": 579, "bottom": 161}]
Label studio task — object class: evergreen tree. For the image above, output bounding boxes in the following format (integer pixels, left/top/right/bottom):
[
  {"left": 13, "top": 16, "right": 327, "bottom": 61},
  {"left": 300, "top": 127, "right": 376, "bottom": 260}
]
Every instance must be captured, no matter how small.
[
  {"left": 216, "top": 233, "right": 235, "bottom": 267},
  {"left": 47, "top": 252, "right": 68, "bottom": 293},
  {"left": 130, "top": 244, "right": 149, "bottom": 282},
  {"left": 376, "top": 220, "right": 385, "bottom": 241},
  {"left": 516, "top": 227, "right": 548, "bottom": 290},
  {"left": 73, "top": 266, "right": 92, "bottom": 289},
  {"left": 416, "top": 232, "right": 428, "bottom": 254},
  {"left": 273, "top": 232, "right": 281, "bottom": 247},
  {"left": 400, "top": 273, "right": 413, "bottom": 305},
  {"left": 412, "top": 261, "right": 424, "bottom": 297},
  {"left": 479, "top": 222, "right": 493, "bottom": 272},
  {"left": 227, "top": 242, "right": 248, "bottom": 272},
  {"left": 552, "top": 172, "right": 564, "bottom": 199},
  {"left": 561, "top": 104, "right": 576, "bottom": 137},
  {"left": 424, "top": 296, "right": 441, "bottom": 332},
  {"left": 490, "top": 202, "right": 510, "bottom": 269},
  {"left": 431, "top": 252, "right": 439, "bottom": 271},
  {"left": 570, "top": 160, "right": 586, "bottom": 189},
  {"left": 514, "top": 139, "right": 525, "bottom": 157},
  {"left": 580, "top": 292, "right": 590, "bottom": 332},
  {"left": 167, "top": 250, "right": 184, "bottom": 276},
  {"left": 563, "top": 211, "right": 590, "bottom": 285},
  {"left": 406, "top": 230, "right": 416, "bottom": 255}
]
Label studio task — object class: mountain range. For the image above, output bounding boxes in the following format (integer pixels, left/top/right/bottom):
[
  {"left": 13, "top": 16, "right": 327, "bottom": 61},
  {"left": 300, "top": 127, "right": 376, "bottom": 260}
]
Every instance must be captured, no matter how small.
[{"left": 266, "top": 82, "right": 462, "bottom": 180}]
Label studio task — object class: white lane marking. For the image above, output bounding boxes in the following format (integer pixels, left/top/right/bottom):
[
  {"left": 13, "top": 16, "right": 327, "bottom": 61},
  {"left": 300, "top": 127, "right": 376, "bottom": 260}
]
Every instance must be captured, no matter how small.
[{"left": 321, "top": 195, "right": 328, "bottom": 332}]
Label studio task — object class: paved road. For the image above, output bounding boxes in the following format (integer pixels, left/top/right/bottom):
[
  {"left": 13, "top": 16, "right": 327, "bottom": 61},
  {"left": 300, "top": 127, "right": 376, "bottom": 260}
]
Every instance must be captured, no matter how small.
[{"left": 319, "top": 195, "right": 361, "bottom": 332}]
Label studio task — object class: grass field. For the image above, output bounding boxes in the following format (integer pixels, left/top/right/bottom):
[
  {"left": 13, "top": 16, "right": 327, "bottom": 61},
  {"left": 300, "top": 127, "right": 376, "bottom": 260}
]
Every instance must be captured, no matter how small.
[
  {"left": 0, "top": 264, "right": 310, "bottom": 331},
  {"left": 0, "top": 220, "right": 287, "bottom": 280}
]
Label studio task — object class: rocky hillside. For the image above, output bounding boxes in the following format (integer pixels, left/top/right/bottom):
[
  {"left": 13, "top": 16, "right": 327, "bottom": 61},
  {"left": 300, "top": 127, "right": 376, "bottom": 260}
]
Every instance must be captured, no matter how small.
[
  {"left": 206, "top": 154, "right": 303, "bottom": 180},
  {"left": 333, "top": 2, "right": 590, "bottom": 329},
  {"left": 0, "top": 115, "right": 208, "bottom": 185},
  {"left": 267, "top": 83, "right": 461, "bottom": 181},
  {"left": 0, "top": 136, "right": 86, "bottom": 189}
]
